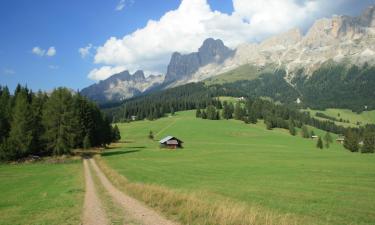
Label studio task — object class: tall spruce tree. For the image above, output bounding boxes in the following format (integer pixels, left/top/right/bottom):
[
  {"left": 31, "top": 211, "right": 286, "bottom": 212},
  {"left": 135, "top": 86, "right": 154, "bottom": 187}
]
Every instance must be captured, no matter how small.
[
  {"left": 317, "top": 137, "right": 323, "bottom": 149},
  {"left": 0, "top": 86, "right": 11, "bottom": 142},
  {"left": 361, "top": 131, "right": 375, "bottom": 153},
  {"left": 42, "top": 88, "right": 78, "bottom": 155},
  {"left": 7, "top": 92, "right": 34, "bottom": 159},
  {"left": 344, "top": 129, "right": 359, "bottom": 152},
  {"left": 234, "top": 102, "right": 244, "bottom": 120},
  {"left": 323, "top": 132, "right": 333, "bottom": 148},
  {"left": 288, "top": 120, "right": 296, "bottom": 136},
  {"left": 301, "top": 125, "right": 310, "bottom": 138}
]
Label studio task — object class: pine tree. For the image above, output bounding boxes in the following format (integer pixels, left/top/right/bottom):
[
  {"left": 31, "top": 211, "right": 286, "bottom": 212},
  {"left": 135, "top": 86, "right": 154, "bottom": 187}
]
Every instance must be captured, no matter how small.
[
  {"left": 83, "top": 134, "right": 91, "bottom": 149},
  {"left": 344, "top": 130, "right": 359, "bottom": 152},
  {"left": 206, "top": 105, "right": 217, "bottom": 120},
  {"left": 0, "top": 86, "right": 11, "bottom": 142},
  {"left": 317, "top": 137, "right": 323, "bottom": 149},
  {"left": 196, "top": 109, "right": 202, "bottom": 118},
  {"left": 222, "top": 101, "right": 231, "bottom": 120},
  {"left": 361, "top": 131, "right": 375, "bottom": 153},
  {"left": 248, "top": 109, "right": 257, "bottom": 124},
  {"left": 30, "top": 91, "right": 47, "bottom": 154},
  {"left": 112, "top": 125, "right": 121, "bottom": 142},
  {"left": 7, "top": 92, "right": 34, "bottom": 159},
  {"left": 301, "top": 125, "right": 310, "bottom": 138},
  {"left": 42, "top": 88, "right": 78, "bottom": 155},
  {"left": 323, "top": 132, "right": 333, "bottom": 148},
  {"left": 288, "top": 120, "right": 296, "bottom": 136},
  {"left": 201, "top": 110, "right": 207, "bottom": 119},
  {"left": 234, "top": 102, "right": 244, "bottom": 120}
]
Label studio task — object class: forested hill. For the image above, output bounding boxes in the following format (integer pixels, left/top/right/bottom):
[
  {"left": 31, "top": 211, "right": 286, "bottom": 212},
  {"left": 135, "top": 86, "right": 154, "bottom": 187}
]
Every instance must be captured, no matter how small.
[
  {"left": 103, "top": 62, "right": 375, "bottom": 123},
  {"left": 293, "top": 62, "right": 375, "bottom": 112}
]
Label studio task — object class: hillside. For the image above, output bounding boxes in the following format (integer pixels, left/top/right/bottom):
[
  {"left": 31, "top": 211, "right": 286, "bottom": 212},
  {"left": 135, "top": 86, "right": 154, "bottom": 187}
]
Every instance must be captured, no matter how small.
[{"left": 99, "top": 110, "right": 375, "bottom": 225}]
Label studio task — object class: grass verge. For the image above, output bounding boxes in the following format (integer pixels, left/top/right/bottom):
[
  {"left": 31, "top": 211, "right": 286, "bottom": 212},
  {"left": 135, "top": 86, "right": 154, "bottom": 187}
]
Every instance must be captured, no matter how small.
[{"left": 94, "top": 155, "right": 307, "bottom": 225}]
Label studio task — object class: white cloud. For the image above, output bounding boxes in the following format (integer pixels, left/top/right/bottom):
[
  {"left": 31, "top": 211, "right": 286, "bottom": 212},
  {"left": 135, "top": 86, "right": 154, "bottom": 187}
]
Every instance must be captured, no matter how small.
[
  {"left": 115, "top": 0, "right": 134, "bottom": 11},
  {"left": 79, "top": 44, "right": 93, "bottom": 58},
  {"left": 3, "top": 68, "right": 16, "bottom": 75},
  {"left": 46, "top": 47, "right": 56, "bottom": 57},
  {"left": 90, "top": 0, "right": 351, "bottom": 80},
  {"left": 88, "top": 66, "right": 126, "bottom": 81},
  {"left": 32, "top": 46, "right": 46, "bottom": 56},
  {"left": 32, "top": 46, "right": 56, "bottom": 57}
]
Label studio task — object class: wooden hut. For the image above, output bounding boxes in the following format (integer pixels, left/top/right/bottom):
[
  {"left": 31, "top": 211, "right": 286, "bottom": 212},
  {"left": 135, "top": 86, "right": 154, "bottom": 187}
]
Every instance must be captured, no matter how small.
[{"left": 159, "top": 136, "right": 183, "bottom": 149}]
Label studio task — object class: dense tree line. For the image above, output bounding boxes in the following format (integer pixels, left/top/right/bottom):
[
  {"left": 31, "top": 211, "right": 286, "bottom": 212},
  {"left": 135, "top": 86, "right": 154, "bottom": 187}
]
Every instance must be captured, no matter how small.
[
  {"left": 195, "top": 98, "right": 374, "bottom": 153},
  {"left": 0, "top": 85, "right": 120, "bottom": 161},
  {"left": 293, "top": 62, "right": 375, "bottom": 112},
  {"left": 105, "top": 83, "right": 224, "bottom": 122}
]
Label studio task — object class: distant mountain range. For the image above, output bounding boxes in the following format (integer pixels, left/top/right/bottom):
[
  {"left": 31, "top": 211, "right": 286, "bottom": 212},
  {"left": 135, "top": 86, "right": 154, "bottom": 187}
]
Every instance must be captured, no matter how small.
[{"left": 82, "top": 5, "right": 375, "bottom": 104}]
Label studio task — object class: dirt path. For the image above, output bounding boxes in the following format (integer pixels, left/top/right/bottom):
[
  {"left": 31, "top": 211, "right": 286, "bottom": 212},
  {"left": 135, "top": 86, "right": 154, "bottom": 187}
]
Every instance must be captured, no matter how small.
[
  {"left": 82, "top": 159, "right": 109, "bottom": 225},
  {"left": 88, "top": 158, "right": 179, "bottom": 225}
]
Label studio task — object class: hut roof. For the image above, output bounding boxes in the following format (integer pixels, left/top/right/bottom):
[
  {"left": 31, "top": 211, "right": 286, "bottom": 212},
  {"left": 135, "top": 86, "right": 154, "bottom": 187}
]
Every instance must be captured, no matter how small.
[{"left": 159, "top": 136, "right": 183, "bottom": 144}]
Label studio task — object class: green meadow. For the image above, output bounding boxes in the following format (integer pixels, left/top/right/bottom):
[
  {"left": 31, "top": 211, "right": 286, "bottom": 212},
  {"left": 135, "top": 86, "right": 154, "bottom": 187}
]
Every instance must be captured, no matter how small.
[
  {"left": 103, "top": 110, "right": 375, "bottom": 225},
  {"left": 0, "top": 160, "right": 84, "bottom": 225},
  {"left": 305, "top": 108, "right": 375, "bottom": 127}
]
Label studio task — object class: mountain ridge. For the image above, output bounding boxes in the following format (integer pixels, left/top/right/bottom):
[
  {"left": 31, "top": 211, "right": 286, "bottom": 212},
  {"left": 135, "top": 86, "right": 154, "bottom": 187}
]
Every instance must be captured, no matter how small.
[{"left": 81, "top": 5, "right": 375, "bottom": 104}]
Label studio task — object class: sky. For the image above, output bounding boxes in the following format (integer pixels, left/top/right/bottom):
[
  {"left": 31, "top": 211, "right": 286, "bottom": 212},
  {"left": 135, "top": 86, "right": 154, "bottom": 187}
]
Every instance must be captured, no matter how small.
[{"left": 0, "top": 0, "right": 374, "bottom": 92}]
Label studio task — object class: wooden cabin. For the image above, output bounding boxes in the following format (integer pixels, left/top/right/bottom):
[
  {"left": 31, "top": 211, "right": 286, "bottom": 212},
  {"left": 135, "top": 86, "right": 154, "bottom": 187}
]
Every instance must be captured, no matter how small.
[
  {"left": 159, "top": 136, "right": 183, "bottom": 149},
  {"left": 336, "top": 137, "right": 345, "bottom": 144}
]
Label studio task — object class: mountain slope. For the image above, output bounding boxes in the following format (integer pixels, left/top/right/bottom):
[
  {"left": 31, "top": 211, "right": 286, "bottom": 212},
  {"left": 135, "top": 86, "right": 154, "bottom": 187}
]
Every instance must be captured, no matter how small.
[
  {"left": 164, "top": 38, "right": 234, "bottom": 86},
  {"left": 81, "top": 70, "right": 164, "bottom": 103}
]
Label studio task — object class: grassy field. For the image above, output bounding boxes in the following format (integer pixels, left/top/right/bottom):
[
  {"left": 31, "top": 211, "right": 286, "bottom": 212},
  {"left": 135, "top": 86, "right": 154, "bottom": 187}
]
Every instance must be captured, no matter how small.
[
  {"left": 204, "top": 64, "right": 275, "bottom": 85},
  {"left": 0, "top": 160, "right": 84, "bottom": 225},
  {"left": 305, "top": 108, "right": 375, "bottom": 127},
  {"left": 100, "top": 110, "right": 375, "bottom": 225}
]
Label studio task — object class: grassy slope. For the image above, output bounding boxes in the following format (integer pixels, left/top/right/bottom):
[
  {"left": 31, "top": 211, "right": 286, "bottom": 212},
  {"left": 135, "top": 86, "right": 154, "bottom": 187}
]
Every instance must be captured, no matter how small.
[
  {"left": 103, "top": 111, "right": 375, "bottom": 225},
  {"left": 0, "top": 160, "right": 84, "bottom": 225},
  {"left": 306, "top": 108, "right": 375, "bottom": 127},
  {"left": 204, "top": 64, "right": 272, "bottom": 85}
]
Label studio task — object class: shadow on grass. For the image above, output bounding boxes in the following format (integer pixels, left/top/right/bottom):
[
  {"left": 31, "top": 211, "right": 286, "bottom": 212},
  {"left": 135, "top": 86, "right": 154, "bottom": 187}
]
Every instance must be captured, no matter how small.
[{"left": 101, "top": 149, "right": 142, "bottom": 157}]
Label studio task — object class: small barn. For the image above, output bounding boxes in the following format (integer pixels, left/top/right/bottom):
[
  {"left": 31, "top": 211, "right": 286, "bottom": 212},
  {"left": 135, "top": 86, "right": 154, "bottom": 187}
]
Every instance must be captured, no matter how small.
[{"left": 159, "top": 136, "right": 183, "bottom": 149}]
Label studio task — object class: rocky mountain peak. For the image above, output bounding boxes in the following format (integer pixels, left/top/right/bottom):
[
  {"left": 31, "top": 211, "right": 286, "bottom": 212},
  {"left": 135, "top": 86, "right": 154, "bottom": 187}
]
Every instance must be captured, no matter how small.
[
  {"left": 360, "top": 5, "right": 375, "bottom": 27},
  {"left": 164, "top": 38, "right": 233, "bottom": 84},
  {"left": 133, "top": 70, "right": 146, "bottom": 81}
]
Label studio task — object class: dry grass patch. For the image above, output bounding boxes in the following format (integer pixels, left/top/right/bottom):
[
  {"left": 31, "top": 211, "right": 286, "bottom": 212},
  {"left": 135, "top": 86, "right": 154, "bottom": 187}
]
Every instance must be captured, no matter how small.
[{"left": 95, "top": 155, "right": 308, "bottom": 225}]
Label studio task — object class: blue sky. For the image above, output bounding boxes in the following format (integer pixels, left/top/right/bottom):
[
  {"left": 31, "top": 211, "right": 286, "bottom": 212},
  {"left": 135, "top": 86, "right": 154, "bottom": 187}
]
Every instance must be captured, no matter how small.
[{"left": 0, "top": 0, "right": 373, "bottom": 92}]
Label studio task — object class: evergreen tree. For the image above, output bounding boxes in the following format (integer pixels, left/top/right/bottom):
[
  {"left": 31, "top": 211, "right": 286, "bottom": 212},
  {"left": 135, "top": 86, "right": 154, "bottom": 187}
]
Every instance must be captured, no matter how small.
[
  {"left": 196, "top": 109, "right": 202, "bottom": 118},
  {"left": 317, "top": 137, "right": 323, "bottom": 149},
  {"left": 323, "top": 132, "right": 333, "bottom": 148},
  {"left": 344, "top": 130, "right": 359, "bottom": 152},
  {"left": 234, "top": 102, "right": 244, "bottom": 120},
  {"left": 0, "top": 86, "right": 11, "bottom": 142},
  {"left": 206, "top": 105, "right": 217, "bottom": 120},
  {"left": 248, "top": 109, "right": 257, "bottom": 124},
  {"left": 112, "top": 125, "right": 121, "bottom": 142},
  {"left": 222, "top": 101, "right": 232, "bottom": 120},
  {"left": 361, "top": 131, "right": 375, "bottom": 153},
  {"left": 30, "top": 91, "right": 47, "bottom": 154},
  {"left": 83, "top": 134, "right": 91, "bottom": 149},
  {"left": 301, "top": 125, "right": 310, "bottom": 138},
  {"left": 42, "top": 88, "right": 78, "bottom": 155},
  {"left": 7, "top": 92, "right": 34, "bottom": 159},
  {"left": 170, "top": 107, "right": 175, "bottom": 116},
  {"left": 201, "top": 110, "right": 207, "bottom": 119},
  {"left": 288, "top": 120, "right": 296, "bottom": 136}
]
